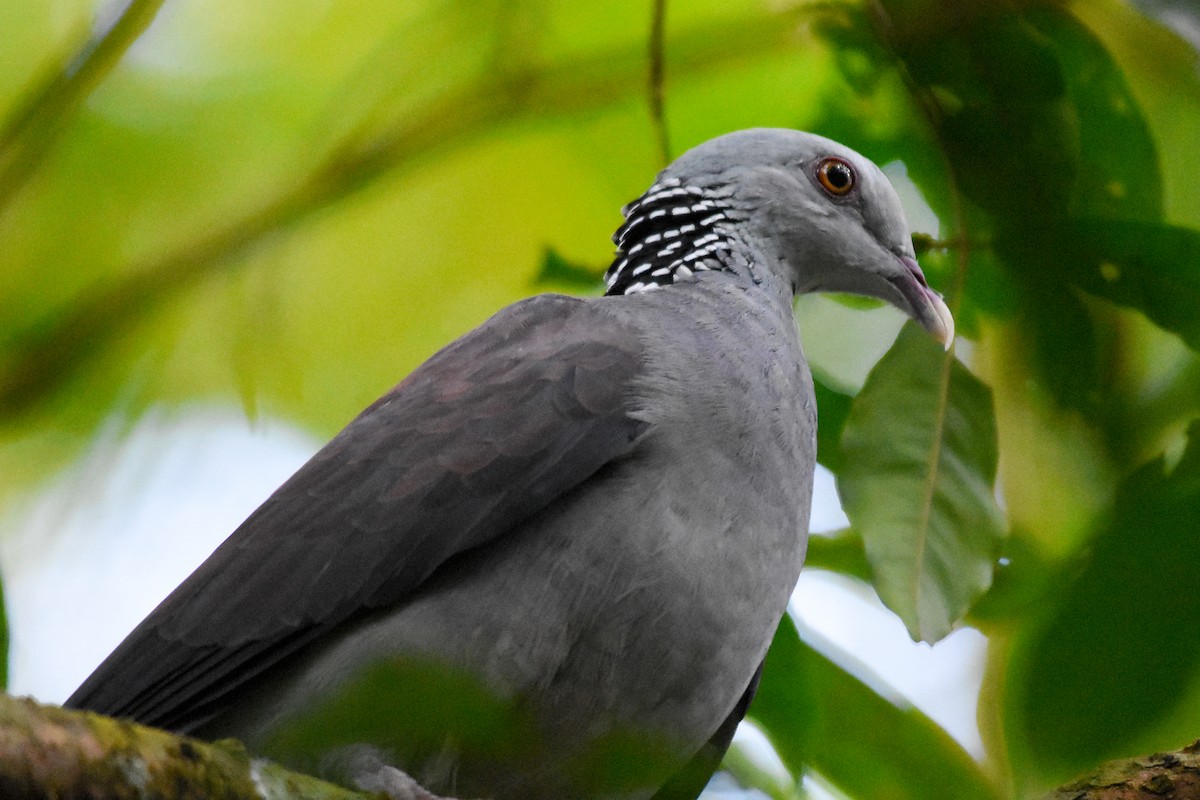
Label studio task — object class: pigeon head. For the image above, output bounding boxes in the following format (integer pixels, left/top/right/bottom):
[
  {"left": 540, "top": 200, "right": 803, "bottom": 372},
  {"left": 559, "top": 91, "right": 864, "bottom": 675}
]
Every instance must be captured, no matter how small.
[{"left": 605, "top": 128, "right": 954, "bottom": 348}]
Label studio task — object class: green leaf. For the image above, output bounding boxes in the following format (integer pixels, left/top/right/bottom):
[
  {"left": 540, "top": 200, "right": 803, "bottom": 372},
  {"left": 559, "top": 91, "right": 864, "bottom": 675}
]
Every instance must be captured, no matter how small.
[
  {"left": 876, "top": 1, "right": 1076, "bottom": 225},
  {"left": 987, "top": 5, "right": 1165, "bottom": 409},
  {"left": 532, "top": 246, "right": 604, "bottom": 291},
  {"left": 1025, "top": 6, "right": 1162, "bottom": 222},
  {"left": 823, "top": 293, "right": 885, "bottom": 312},
  {"left": 0, "top": 0, "right": 834, "bottom": 495},
  {"left": 751, "top": 617, "right": 997, "bottom": 800},
  {"left": 0, "top": 0, "right": 167, "bottom": 215},
  {"left": 994, "top": 220, "right": 1200, "bottom": 422},
  {"left": 873, "top": 2, "right": 1166, "bottom": 411},
  {"left": 803, "top": 530, "right": 872, "bottom": 584},
  {"left": 721, "top": 741, "right": 802, "bottom": 800},
  {"left": 1059, "top": 219, "right": 1200, "bottom": 352},
  {"left": 1008, "top": 421, "right": 1200, "bottom": 779},
  {"left": 1008, "top": 274, "right": 1101, "bottom": 411},
  {"left": 838, "top": 323, "right": 1004, "bottom": 642},
  {"left": 813, "top": 373, "right": 853, "bottom": 472}
]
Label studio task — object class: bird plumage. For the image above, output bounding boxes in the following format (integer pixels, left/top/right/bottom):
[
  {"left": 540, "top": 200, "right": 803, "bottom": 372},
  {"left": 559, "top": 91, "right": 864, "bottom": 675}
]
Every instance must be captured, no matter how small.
[{"left": 66, "top": 128, "right": 952, "bottom": 800}]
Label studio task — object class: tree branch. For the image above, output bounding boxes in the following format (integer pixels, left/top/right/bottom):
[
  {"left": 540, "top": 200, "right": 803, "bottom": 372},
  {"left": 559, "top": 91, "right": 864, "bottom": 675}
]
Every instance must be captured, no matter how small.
[
  {"left": 1, "top": 691, "right": 1197, "bottom": 800},
  {"left": 0, "top": 693, "right": 371, "bottom": 799},
  {"left": 0, "top": 0, "right": 166, "bottom": 216},
  {"left": 647, "top": 0, "right": 671, "bottom": 166},
  {"left": 1042, "top": 742, "right": 1200, "bottom": 800}
]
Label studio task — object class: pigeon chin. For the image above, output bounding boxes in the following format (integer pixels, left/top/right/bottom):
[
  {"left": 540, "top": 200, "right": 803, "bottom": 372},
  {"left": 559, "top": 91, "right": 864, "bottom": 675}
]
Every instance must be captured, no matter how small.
[{"left": 891, "top": 255, "right": 955, "bottom": 350}]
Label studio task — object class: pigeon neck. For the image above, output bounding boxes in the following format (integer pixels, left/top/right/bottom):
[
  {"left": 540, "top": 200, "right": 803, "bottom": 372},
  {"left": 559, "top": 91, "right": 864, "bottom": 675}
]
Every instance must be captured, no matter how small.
[{"left": 604, "top": 179, "right": 741, "bottom": 296}]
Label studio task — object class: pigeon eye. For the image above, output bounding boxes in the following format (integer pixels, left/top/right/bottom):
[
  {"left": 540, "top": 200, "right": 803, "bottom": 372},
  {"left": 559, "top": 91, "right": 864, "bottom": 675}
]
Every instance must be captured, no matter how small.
[{"left": 816, "top": 157, "right": 856, "bottom": 197}]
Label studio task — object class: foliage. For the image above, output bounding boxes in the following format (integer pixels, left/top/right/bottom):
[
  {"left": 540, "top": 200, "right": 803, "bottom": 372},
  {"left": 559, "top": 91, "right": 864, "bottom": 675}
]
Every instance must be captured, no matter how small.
[
  {"left": 839, "top": 323, "right": 1003, "bottom": 643},
  {"left": 4, "top": 0, "right": 1200, "bottom": 797}
]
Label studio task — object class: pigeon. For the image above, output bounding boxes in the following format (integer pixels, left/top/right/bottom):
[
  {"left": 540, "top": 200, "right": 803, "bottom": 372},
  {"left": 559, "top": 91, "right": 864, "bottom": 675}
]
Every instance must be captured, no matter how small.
[{"left": 66, "top": 128, "right": 953, "bottom": 800}]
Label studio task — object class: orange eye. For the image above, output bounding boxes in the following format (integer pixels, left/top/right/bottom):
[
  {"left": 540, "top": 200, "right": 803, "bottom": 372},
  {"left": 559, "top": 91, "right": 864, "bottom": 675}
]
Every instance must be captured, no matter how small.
[{"left": 816, "top": 157, "right": 856, "bottom": 196}]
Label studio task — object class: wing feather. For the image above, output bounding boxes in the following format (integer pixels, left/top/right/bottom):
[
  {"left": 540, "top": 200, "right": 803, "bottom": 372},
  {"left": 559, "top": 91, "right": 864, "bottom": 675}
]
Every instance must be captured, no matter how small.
[{"left": 67, "top": 295, "right": 648, "bottom": 731}]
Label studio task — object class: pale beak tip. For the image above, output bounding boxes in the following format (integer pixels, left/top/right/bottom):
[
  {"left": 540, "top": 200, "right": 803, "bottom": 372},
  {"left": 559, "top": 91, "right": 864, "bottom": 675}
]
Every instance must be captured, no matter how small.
[
  {"left": 928, "top": 292, "right": 955, "bottom": 351},
  {"left": 896, "top": 254, "right": 955, "bottom": 351}
]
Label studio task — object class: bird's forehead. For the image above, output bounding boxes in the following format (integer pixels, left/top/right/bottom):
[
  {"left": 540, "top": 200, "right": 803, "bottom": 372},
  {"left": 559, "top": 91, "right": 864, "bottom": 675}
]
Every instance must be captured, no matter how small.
[{"left": 659, "top": 128, "right": 913, "bottom": 249}]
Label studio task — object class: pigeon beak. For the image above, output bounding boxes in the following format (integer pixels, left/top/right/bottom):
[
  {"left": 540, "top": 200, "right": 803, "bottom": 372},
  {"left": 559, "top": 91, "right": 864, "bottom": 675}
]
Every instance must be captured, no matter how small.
[{"left": 891, "top": 255, "right": 955, "bottom": 351}]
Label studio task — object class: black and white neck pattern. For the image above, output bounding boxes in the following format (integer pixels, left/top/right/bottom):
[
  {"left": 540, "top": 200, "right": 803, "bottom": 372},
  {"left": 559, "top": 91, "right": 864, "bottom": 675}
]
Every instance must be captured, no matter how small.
[{"left": 604, "top": 178, "right": 738, "bottom": 296}]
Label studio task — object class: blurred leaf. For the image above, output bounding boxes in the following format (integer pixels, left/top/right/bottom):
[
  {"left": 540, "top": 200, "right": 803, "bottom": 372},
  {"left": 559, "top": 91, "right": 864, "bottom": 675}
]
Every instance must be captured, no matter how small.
[
  {"left": 0, "top": 2, "right": 90, "bottom": 112},
  {"left": 824, "top": 293, "right": 886, "bottom": 312},
  {"left": 262, "top": 654, "right": 692, "bottom": 796},
  {"left": 803, "top": 530, "right": 873, "bottom": 584},
  {"left": 991, "top": 5, "right": 1165, "bottom": 410},
  {"left": 752, "top": 617, "right": 997, "bottom": 800},
  {"left": 0, "top": 1, "right": 819, "bottom": 441},
  {"left": 1058, "top": 219, "right": 1200, "bottom": 352},
  {"left": 1008, "top": 276, "right": 1101, "bottom": 412},
  {"left": 875, "top": 2, "right": 1167, "bottom": 412},
  {"left": 992, "top": 218, "right": 1200, "bottom": 442},
  {"left": 721, "top": 742, "right": 802, "bottom": 800},
  {"left": 1024, "top": 6, "right": 1162, "bottom": 222},
  {"left": 1077, "top": 0, "right": 1200, "bottom": 227},
  {"left": 839, "top": 323, "right": 1003, "bottom": 642},
  {"left": 968, "top": 530, "right": 1055, "bottom": 626},
  {"left": 1008, "top": 421, "right": 1200, "bottom": 779},
  {"left": 875, "top": 1, "right": 1077, "bottom": 225},
  {"left": 0, "top": 0, "right": 166, "bottom": 215},
  {"left": 532, "top": 246, "right": 604, "bottom": 290},
  {"left": 813, "top": 374, "right": 853, "bottom": 472},
  {"left": 956, "top": 242, "right": 1019, "bottom": 332}
]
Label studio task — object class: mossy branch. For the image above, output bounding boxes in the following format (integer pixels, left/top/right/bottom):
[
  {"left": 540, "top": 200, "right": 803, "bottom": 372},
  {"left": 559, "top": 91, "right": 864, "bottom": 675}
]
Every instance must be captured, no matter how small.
[
  {"left": 1042, "top": 741, "right": 1200, "bottom": 800},
  {"left": 0, "top": 691, "right": 1197, "bottom": 799},
  {"left": 0, "top": 693, "right": 372, "bottom": 800}
]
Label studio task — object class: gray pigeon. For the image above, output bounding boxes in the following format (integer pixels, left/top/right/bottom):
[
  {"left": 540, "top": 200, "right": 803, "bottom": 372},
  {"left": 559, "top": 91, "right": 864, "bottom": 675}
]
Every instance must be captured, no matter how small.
[{"left": 66, "top": 129, "right": 953, "bottom": 800}]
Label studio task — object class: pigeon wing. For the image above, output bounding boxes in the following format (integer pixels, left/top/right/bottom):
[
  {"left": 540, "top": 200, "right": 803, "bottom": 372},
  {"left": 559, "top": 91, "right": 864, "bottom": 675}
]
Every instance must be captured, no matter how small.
[{"left": 66, "top": 294, "right": 648, "bottom": 732}]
